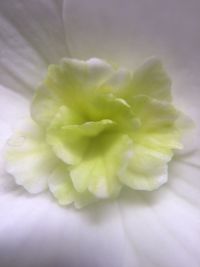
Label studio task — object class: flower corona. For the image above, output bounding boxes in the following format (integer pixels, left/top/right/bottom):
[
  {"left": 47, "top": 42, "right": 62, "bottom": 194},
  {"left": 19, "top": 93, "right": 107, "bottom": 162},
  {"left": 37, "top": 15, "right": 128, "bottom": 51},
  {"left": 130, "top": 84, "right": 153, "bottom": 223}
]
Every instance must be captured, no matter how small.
[{"left": 5, "top": 58, "right": 191, "bottom": 208}]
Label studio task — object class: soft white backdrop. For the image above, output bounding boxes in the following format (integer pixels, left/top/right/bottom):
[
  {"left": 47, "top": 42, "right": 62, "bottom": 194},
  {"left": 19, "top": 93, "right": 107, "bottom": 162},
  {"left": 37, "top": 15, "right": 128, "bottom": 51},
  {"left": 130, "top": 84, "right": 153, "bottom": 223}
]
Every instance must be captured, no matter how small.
[{"left": 0, "top": 1, "right": 200, "bottom": 267}]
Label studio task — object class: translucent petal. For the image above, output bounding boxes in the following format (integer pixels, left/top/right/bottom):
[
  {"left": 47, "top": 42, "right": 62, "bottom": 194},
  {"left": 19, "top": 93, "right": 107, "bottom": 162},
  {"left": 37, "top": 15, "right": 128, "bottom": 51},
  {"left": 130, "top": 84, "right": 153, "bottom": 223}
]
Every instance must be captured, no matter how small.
[
  {"left": 0, "top": 1, "right": 200, "bottom": 267},
  {"left": 123, "top": 58, "right": 172, "bottom": 102},
  {"left": 62, "top": 0, "right": 200, "bottom": 72},
  {"left": 49, "top": 163, "right": 76, "bottom": 206},
  {"left": 131, "top": 95, "right": 184, "bottom": 154},
  {"left": 31, "top": 57, "right": 114, "bottom": 127},
  {"left": 0, "top": 0, "right": 69, "bottom": 94},
  {"left": 44, "top": 58, "right": 113, "bottom": 103},
  {"left": 31, "top": 85, "right": 61, "bottom": 127},
  {"left": 46, "top": 108, "right": 115, "bottom": 165},
  {"left": 0, "top": 85, "right": 29, "bottom": 177},
  {"left": 70, "top": 134, "right": 132, "bottom": 197},
  {"left": 49, "top": 162, "right": 96, "bottom": 207},
  {"left": 119, "top": 144, "right": 168, "bottom": 190},
  {"left": 5, "top": 120, "right": 58, "bottom": 193},
  {"left": 119, "top": 173, "right": 200, "bottom": 267}
]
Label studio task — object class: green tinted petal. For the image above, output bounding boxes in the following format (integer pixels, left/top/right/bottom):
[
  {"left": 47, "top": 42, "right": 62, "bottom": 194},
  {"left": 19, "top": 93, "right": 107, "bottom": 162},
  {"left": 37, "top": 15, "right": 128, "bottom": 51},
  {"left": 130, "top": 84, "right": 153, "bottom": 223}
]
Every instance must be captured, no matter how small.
[
  {"left": 123, "top": 58, "right": 172, "bottom": 102},
  {"left": 70, "top": 134, "right": 132, "bottom": 198},
  {"left": 132, "top": 95, "right": 178, "bottom": 130},
  {"left": 48, "top": 163, "right": 77, "bottom": 205},
  {"left": 98, "top": 67, "right": 132, "bottom": 94},
  {"left": 131, "top": 95, "right": 183, "bottom": 151},
  {"left": 31, "top": 58, "right": 113, "bottom": 123},
  {"left": 119, "top": 144, "right": 169, "bottom": 190},
  {"left": 70, "top": 158, "right": 105, "bottom": 195},
  {"left": 61, "top": 57, "right": 113, "bottom": 88},
  {"left": 62, "top": 119, "right": 115, "bottom": 137},
  {"left": 31, "top": 85, "right": 61, "bottom": 127},
  {"left": 84, "top": 94, "right": 139, "bottom": 132},
  {"left": 84, "top": 58, "right": 113, "bottom": 87},
  {"left": 47, "top": 108, "right": 116, "bottom": 165},
  {"left": 74, "top": 192, "right": 96, "bottom": 209},
  {"left": 136, "top": 133, "right": 182, "bottom": 152},
  {"left": 49, "top": 163, "right": 95, "bottom": 207},
  {"left": 5, "top": 120, "right": 58, "bottom": 193},
  {"left": 46, "top": 109, "right": 88, "bottom": 165},
  {"left": 44, "top": 58, "right": 113, "bottom": 104},
  {"left": 175, "top": 111, "right": 195, "bottom": 131},
  {"left": 47, "top": 132, "right": 84, "bottom": 165},
  {"left": 4, "top": 57, "right": 192, "bottom": 208}
]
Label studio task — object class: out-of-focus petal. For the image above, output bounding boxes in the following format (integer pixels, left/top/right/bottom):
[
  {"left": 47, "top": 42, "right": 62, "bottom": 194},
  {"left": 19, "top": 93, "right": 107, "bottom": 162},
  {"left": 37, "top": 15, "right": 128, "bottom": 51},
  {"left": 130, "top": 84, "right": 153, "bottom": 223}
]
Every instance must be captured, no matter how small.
[
  {"left": 63, "top": 0, "right": 200, "bottom": 70},
  {"left": 0, "top": 0, "right": 70, "bottom": 95},
  {"left": 0, "top": 84, "right": 29, "bottom": 187},
  {"left": 118, "top": 173, "right": 200, "bottom": 267}
]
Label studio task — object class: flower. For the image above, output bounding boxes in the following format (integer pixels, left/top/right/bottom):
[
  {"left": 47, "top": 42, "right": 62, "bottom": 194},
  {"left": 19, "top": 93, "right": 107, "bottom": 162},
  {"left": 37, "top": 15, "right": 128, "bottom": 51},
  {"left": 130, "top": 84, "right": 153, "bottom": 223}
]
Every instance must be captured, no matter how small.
[
  {"left": 0, "top": 0, "right": 200, "bottom": 267},
  {"left": 5, "top": 57, "right": 191, "bottom": 208}
]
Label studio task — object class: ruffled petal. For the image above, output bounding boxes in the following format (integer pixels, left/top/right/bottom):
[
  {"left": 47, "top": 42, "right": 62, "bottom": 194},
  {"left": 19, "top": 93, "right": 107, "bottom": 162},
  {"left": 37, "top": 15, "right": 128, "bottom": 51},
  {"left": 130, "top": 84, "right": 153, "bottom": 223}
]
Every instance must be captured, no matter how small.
[
  {"left": 47, "top": 116, "right": 115, "bottom": 165},
  {"left": 5, "top": 120, "right": 58, "bottom": 193},
  {"left": 48, "top": 163, "right": 83, "bottom": 206},
  {"left": 31, "top": 58, "right": 114, "bottom": 127},
  {"left": 31, "top": 85, "right": 61, "bottom": 128},
  {"left": 119, "top": 144, "right": 168, "bottom": 190},
  {"left": 48, "top": 162, "right": 95, "bottom": 208},
  {"left": 44, "top": 58, "right": 113, "bottom": 101},
  {"left": 1, "top": 1, "right": 200, "bottom": 267},
  {"left": 131, "top": 95, "right": 184, "bottom": 153},
  {"left": 123, "top": 58, "right": 172, "bottom": 102},
  {"left": 70, "top": 135, "right": 132, "bottom": 197}
]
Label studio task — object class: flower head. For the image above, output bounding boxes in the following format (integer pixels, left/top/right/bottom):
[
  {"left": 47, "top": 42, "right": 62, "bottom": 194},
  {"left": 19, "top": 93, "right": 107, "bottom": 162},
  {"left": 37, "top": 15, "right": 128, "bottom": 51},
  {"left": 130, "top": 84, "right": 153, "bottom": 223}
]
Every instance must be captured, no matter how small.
[
  {"left": 5, "top": 57, "right": 190, "bottom": 208},
  {"left": 1, "top": 1, "right": 200, "bottom": 267}
]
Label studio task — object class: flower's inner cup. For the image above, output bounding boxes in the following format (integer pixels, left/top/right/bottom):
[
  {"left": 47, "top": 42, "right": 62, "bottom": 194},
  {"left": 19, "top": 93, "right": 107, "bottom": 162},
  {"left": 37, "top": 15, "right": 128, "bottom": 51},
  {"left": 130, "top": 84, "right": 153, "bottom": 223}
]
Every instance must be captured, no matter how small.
[{"left": 5, "top": 57, "right": 192, "bottom": 208}]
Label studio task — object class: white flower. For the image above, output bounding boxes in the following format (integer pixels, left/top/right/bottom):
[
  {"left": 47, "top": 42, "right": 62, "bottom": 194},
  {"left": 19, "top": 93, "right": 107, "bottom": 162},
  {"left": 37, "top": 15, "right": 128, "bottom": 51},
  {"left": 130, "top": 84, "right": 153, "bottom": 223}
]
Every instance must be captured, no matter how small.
[{"left": 0, "top": 1, "right": 200, "bottom": 267}]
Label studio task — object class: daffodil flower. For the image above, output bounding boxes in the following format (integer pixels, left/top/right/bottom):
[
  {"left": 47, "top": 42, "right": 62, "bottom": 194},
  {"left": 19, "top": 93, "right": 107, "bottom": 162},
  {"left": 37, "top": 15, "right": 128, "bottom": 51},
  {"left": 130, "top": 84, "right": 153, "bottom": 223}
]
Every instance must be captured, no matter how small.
[
  {"left": 0, "top": 1, "right": 200, "bottom": 267},
  {"left": 4, "top": 56, "right": 192, "bottom": 208}
]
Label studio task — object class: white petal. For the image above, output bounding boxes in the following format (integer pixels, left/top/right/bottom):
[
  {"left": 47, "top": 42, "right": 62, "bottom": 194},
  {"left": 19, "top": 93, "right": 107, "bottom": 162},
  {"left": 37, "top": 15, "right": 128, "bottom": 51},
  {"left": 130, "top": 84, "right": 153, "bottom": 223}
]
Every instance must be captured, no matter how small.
[
  {"left": 0, "top": 192, "right": 127, "bottom": 267},
  {"left": 0, "top": 85, "right": 56, "bottom": 194},
  {"left": 63, "top": 0, "right": 200, "bottom": 71},
  {"left": 118, "top": 175, "right": 200, "bottom": 267},
  {"left": 5, "top": 119, "right": 58, "bottom": 193},
  {"left": 0, "top": 85, "right": 29, "bottom": 127},
  {"left": 0, "top": 84, "right": 29, "bottom": 173},
  {"left": 1, "top": 1, "right": 200, "bottom": 267},
  {"left": 119, "top": 145, "right": 169, "bottom": 191},
  {"left": 0, "top": 0, "right": 70, "bottom": 94}
]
